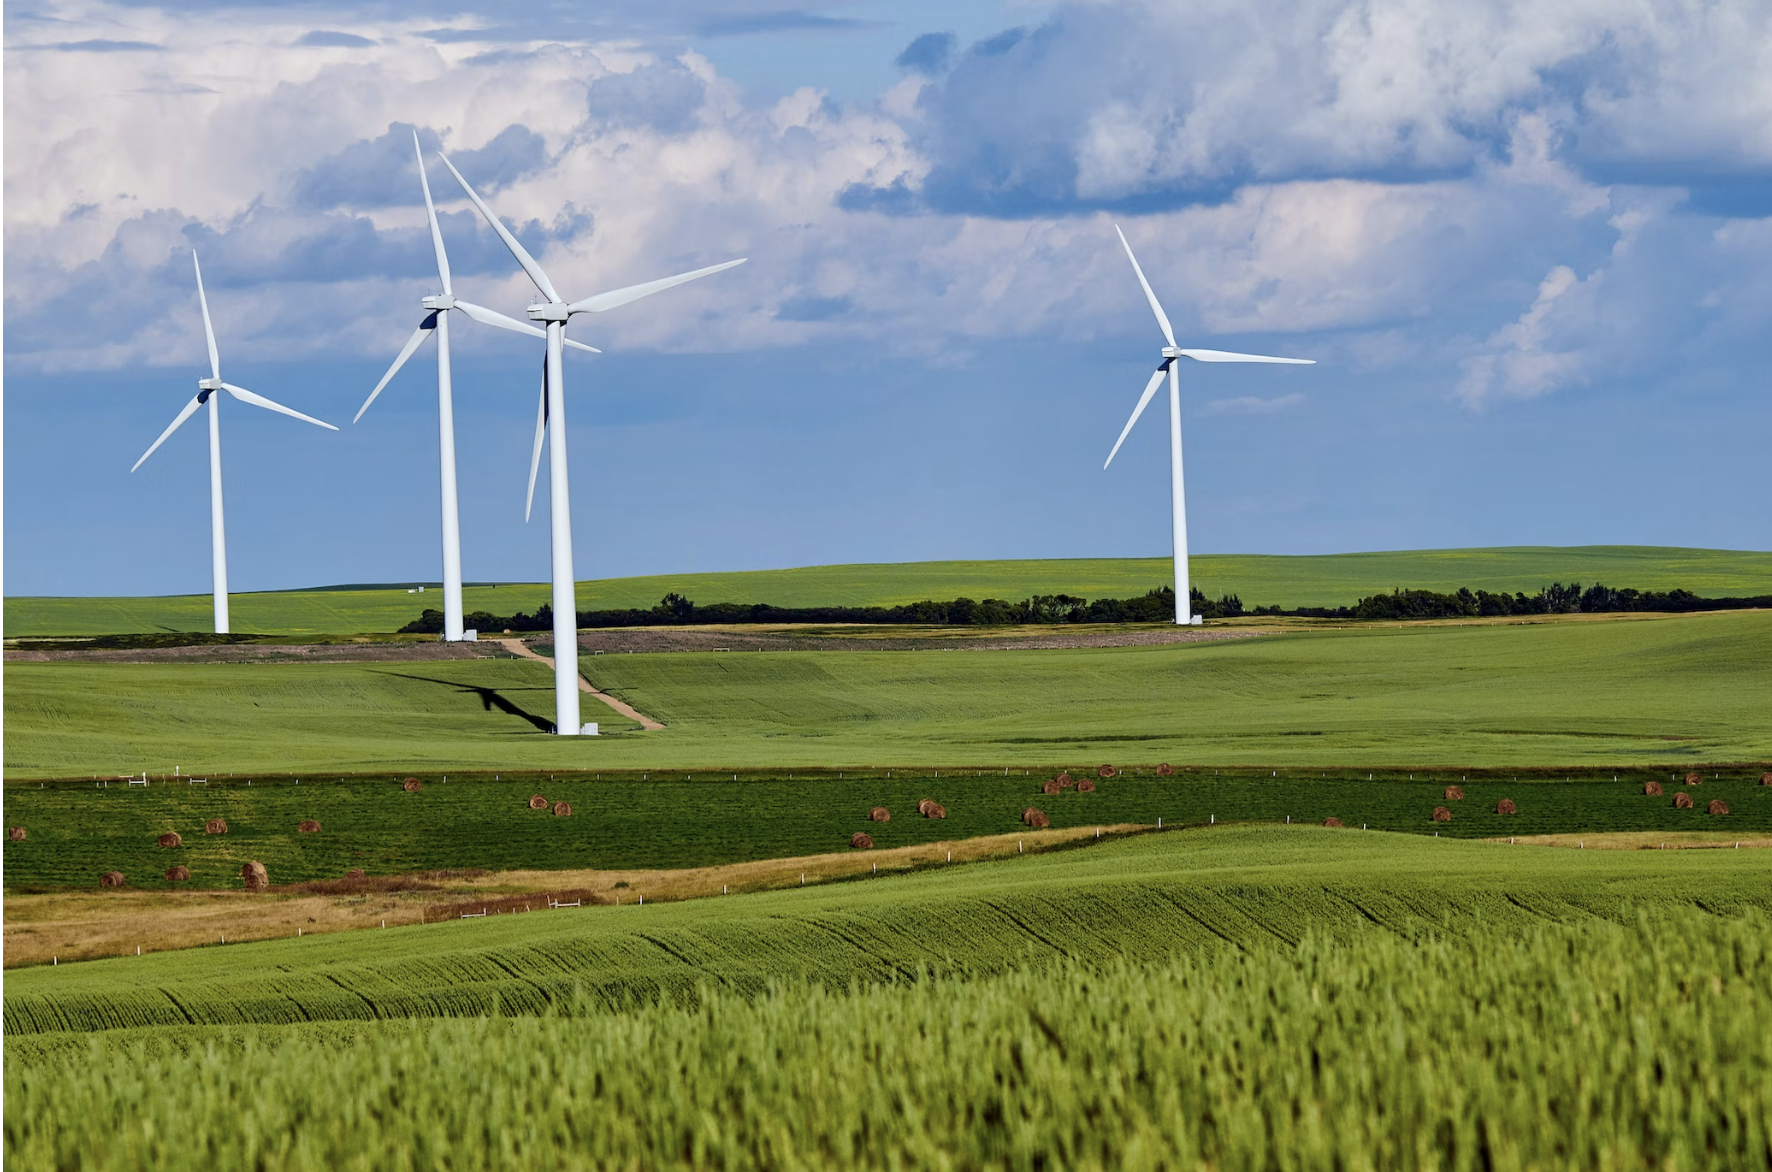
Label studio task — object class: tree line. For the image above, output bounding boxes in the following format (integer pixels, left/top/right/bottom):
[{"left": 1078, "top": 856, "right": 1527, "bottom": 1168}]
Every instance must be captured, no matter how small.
[{"left": 398, "top": 580, "right": 1767, "bottom": 633}]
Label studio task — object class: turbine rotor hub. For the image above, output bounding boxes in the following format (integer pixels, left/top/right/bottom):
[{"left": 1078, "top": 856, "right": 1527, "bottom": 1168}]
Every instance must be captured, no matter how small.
[
  {"left": 421, "top": 294, "right": 456, "bottom": 311},
  {"left": 527, "top": 302, "right": 572, "bottom": 323}
]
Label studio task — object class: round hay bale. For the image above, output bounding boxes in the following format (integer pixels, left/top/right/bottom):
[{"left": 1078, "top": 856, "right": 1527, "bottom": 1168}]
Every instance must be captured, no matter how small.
[
  {"left": 850, "top": 832, "right": 873, "bottom": 850},
  {"left": 345, "top": 868, "right": 366, "bottom": 879},
  {"left": 1098, "top": 764, "right": 1116, "bottom": 779},
  {"left": 402, "top": 777, "right": 423, "bottom": 793},
  {"left": 917, "top": 798, "right": 937, "bottom": 816},
  {"left": 1077, "top": 778, "right": 1097, "bottom": 793},
  {"left": 297, "top": 820, "right": 322, "bottom": 834},
  {"left": 1760, "top": 772, "right": 1772, "bottom": 786},
  {"left": 925, "top": 802, "right": 947, "bottom": 819},
  {"left": 1056, "top": 775, "right": 1074, "bottom": 789},
  {"left": 205, "top": 818, "right": 228, "bottom": 835},
  {"left": 1041, "top": 778, "right": 1063, "bottom": 795},
  {"left": 1055, "top": 773, "right": 1073, "bottom": 786},
  {"left": 1430, "top": 806, "right": 1452, "bottom": 823},
  {"left": 1684, "top": 772, "right": 1703, "bottom": 785},
  {"left": 552, "top": 800, "right": 572, "bottom": 818},
  {"left": 1022, "top": 807, "right": 1050, "bottom": 829},
  {"left": 165, "top": 865, "right": 191, "bottom": 882},
  {"left": 99, "top": 871, "right": 126, "bottom": 888},
  {"left": 1496, "top": 798, "right": 1517, "bottom": 815},
  {"left": 869, "top": 806, "right": 891, "bottom": 823},
  {"left": 529, "top": 794, "right": 550, "bottom": 810},
  {"left": 1643, "top": 781, "right": 1663, "bottom": 797},
  {"left": 8, "top": 826, "right": 25, "bottom": 842},
  {"left": 1444, "top": 786, "right": 1465, "bottom": 801},
  {"left": 241, "top": 861, "right": 269, "bottom": 891},
  {"left": 1673, "top": 792, "right": 1694, "bottom": 809},
  {"left": 1707, "top": 799, "right": 1729, "bottom": 816},
  {"left": 156, "top": 831, "right": 182, "bottom": 848},
  {"left": 1155, "top": 763, "right": 1174, "bottom": 777},
  {"left": 1323, "top": 817, "right": 1344, "bottom": 828}
]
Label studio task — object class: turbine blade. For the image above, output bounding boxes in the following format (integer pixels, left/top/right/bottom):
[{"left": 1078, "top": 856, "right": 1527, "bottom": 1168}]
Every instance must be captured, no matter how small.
[
  {"left": 434, "top": 151, "right": 559, "bottom": 303},
  {"left": 563, "top": 336, "right": 601, "bottom": 354},
  {"left": 131, "top": 395, "right": 204, "bottom": 472},
  {"left": 414, "top": 131, "right": 452, "bottom": 295},
  {"left": 355, "top": 315, "right": 437, "bottom": 423},
  {"left": 1104, "top": 363, "right": 1170, "bottom": 470},
  {"left": 567, "top": 258, "right": 747, "bottom": 315},
  {"left": 221, "top": 383, "right": 339, "bottom": 430},
  {"left": 452, "top": 299, "right": 548, "bottom": 339},
  {"left": 1175, "top": 348, "right": 1315, "bottom": 364},
  {"left": 193, "top": 252, "right": 221, "bottom": 381},
  {"left": 1114, "top": 225, "right": 1176, "bottom": 348},
  {"left": 525, "top": 367, "right": 547, "bottom": 522}
]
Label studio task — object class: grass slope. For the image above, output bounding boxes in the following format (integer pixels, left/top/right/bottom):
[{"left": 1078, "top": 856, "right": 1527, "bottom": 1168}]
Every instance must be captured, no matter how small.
[
  {"left": 7, "top": 611, "right": 1771, "bottom": 776},
  {"left": 8, "top": 545, "right": 1768, "bottom": 636}
]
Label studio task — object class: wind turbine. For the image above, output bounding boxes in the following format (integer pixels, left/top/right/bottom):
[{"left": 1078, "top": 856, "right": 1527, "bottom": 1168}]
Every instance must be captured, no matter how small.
[
  {"left": 354, "top": 132, "right": 598, "bottom": 642},
  {"left": 132, "top": 252, "right": 339, "bottom": 633},
  {"left": 1103, "top": 225, "right": 1313, "bottom": 625},
  {"left": 438, "top": 150, "right": 746, "bottom": 735}
]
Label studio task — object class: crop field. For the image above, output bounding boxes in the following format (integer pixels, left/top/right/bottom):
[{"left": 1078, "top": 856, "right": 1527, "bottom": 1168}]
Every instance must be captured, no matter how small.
[
  {"left": 7, "top": 544, "right": 1767, "bottom": 636},
  {"left": 6, "top": 609, "right": 1770, "bottom": 775},
  {"left": 6, "top": 830, "right": 1771, "bottom": 1170}
]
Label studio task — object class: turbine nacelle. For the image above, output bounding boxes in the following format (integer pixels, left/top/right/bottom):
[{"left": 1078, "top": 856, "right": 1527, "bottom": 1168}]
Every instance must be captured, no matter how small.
[
  {"left": 197, "top": 377, "right": 223, "bottom": 393},
  {"left": 420, "top": 294, "right": 456, "bottom": 311},
  {"left": 526, "top": 302, "right": 573, "bottom": 323}
]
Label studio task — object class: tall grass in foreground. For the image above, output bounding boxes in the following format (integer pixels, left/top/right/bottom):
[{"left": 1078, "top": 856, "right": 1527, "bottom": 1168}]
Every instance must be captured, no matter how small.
[{"left": 8, "top": 912, "right": 1770, "bottom": 1171}]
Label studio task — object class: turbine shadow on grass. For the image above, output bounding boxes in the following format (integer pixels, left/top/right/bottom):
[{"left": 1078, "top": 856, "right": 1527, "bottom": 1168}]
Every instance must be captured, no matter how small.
[{"left": 373, "top": 670, "right": 555, "bottom": 733}]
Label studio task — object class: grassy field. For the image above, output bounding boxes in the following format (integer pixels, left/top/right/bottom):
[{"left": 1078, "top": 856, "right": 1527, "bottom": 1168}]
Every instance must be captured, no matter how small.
[
  {"left": 7, "top": 909, "right": 1768, "bottom": 1171},
  {"left": 6, "top": 610, "right": 1770, "bottom": 776},
  {"left": 7, "top": 545, "right": 1767, "bottom": 636}
]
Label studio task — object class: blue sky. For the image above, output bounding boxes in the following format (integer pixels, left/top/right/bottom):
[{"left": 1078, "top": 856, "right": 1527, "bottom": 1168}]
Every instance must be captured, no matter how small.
[{"left": 4, "top": 0, "right": 1769, "bottom": 597}]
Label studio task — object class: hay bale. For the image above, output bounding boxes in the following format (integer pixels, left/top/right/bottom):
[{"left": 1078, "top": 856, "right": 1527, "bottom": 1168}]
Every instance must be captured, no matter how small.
[
  {"left": 1761, "top": 772, "right": 1772, "bottom": 786},
  {"left": 1155, "top": 763, "right": 1174, "bottom": 777},
  {"left": 1055, "top": 773, "right": 1073, "bottom": 787},
  {"left": 552, "top": 800, "right": 572, "bottom": 817},
  {"left": 1430, "top": 806, "right": 1452, "bottom": 823},
  {"left": 99, "top": 871, "right": 126, "bottom": 888},
  {"left": 1323, "top": 817, "right": 1344, "bottom": 828},
  {"left": 850, "top": 832, "right": 873, "bottom": 850},
  {"left": 1041, "top": 778, "right": 1063, "bottom": 795},
  {"left": 1022, "top": 807, "right": 1050, "bottom": 829},
  {"left": 925, "top": 802, "right": 947, "bottom": 819},
  {"left": 529, "top": 794, "right": 550, "bottom": 810},
  {"left": 1098, "top": 764, "right": 1116, "bottom": 778},
  {"left": 1673, "top": 792, "right": 1694, "bottom": 809},
  {"left": 297, "top": 820, "right": 322, "bottom": 834},
  {"left": 1643, "top": 781, "right": 1663, "bottom": 796},
  {"left": 869, "top": 806, "right": 891, "bottom": 822},
  {"left": 1496, "top": 798, "right": 1517, "bottom": 815},
  {"left": 1707, "top": 799, "right": 1729, "bottom": 816},
  {"left": 402, "top": 777, "right": 423, "bottom": 793},
  {"left": 345, "top": 868, "right": 366, "bottom": 879},
  {"left": 1077, "top": 778, "right": 1097, "bottom": 793},
  {"left": 156, "top": 831, "right": 182, "bottom": 848},
  {"left": 241, "top": 861, "right": 269, "bottom": 891},
  {"left": 205, "top": 818, "right": 228, "bottom": 835},
  {"left": 7, "top": 827, "right": 24, "bottom": 842},
  {"left": 1684, "top": 772, "right": 1703, "bottom": 785},
  {"left": 1444, "top": 786, "right": 1465, "bottom": 801},
  {"left": 917, "top": 798, "right": 937, "bottom": 816},
  {"left": 165, "top": 865, "right": 191, "bottom": 882}
]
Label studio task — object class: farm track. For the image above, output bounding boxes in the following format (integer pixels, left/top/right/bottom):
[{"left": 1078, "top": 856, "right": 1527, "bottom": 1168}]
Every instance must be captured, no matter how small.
[{"left": 495, "top": 638, "right": 665, "bottom": 729}]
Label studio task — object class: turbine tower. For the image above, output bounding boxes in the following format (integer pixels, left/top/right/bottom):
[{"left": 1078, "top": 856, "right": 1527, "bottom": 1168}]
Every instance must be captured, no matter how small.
[
  {"left": 355, "top": 132, "right": 598, "bottom": 642},
  {"left": 438, "top": 151, "right": 746, "bottom": 735},
  {"left": 132, "top": 252, "right": 339, "bottom": 633},
  {"left": 1104, "top": 225, "right": 1313, "bottom": 625}
]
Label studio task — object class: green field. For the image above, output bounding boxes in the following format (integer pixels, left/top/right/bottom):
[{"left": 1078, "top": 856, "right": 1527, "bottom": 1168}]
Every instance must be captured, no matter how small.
[
  {"left": 6, "top": 831, "right": 1770, "bottom": 1170},
  {"left": 6, "top": 611, "right": 1770, "bottom": 776},
  {"left": 7, "top": 545, "right": 1767, "bottom": 636}
]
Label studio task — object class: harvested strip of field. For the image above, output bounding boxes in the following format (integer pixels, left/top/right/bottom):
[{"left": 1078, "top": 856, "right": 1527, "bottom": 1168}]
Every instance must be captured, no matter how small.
[
  {"left": 1, "top": 825, "right": 1139, "bottom": 967},
  {"left": 1488, "top": 831, "right": 1772, "bottom": 849},
  {"left": 574, "top": 623, "right": 1269, "bottom": 653},
  {"left": 2, "top": 639, "right": 512, "bottom": 665},
  {"left": 496, "top": 638, "right": 664, "bottom": 729}
]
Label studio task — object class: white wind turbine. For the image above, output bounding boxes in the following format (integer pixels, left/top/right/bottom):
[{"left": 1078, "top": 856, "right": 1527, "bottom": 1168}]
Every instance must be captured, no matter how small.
[
  {"left": 1103, "top": 225, "right": 1313, "bottom": 625},
  {"left": 354, "top": 132, "right": 598, "bottom": 642},
  {"left": 438, "top": 150, "right": 746, "bottom": 735},
  {"left": 132, "top": 252, "right": 339, "bottom": 633}
]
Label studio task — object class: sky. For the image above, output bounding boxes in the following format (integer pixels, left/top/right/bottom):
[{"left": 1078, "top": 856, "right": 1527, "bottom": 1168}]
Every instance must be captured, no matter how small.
[{"left": 4, "top": 0, "right": 1769, "bottom": 598}]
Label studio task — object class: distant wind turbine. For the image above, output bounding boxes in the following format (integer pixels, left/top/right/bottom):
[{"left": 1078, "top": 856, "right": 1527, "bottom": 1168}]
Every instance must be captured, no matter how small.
[
  {"left": 354, "top": 132, "right": 598, "bottom": 642},
  {"left": 1104, "top": 225, "right": 1313, "bottom": 625},
  {"left": 438, "top": 150, "right": 747, "bottom": 735},
  {"left": 132, "top": 252, "right": 339, "bottom": 634}
]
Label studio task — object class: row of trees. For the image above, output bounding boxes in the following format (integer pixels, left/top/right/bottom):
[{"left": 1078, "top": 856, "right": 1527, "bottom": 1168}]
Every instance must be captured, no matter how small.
[{"left": 399, "top": 581, "right": 1765, "bottom": 634}]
